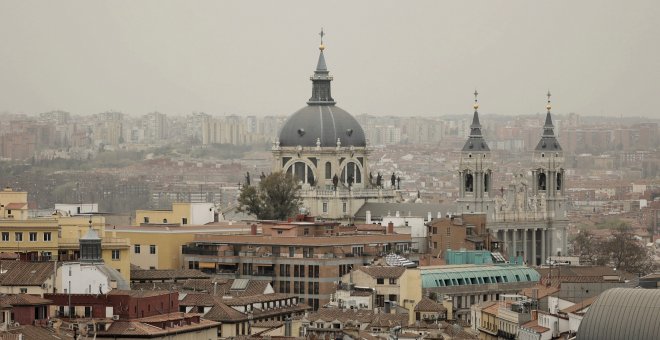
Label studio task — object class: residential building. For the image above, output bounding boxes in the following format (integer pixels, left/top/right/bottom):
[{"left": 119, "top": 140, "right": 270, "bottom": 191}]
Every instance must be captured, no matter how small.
[
  {"left": 340, "top": 266, "right": 422, "bottom": 324},
  {"left": 0, "top": 261, "right": 56, "bottom": 295},
  {"left": 419, "top": 264, "right": 540, "bottom": 321},
  {"left": 96, "top": 312, "right": 219, "bottom": 340},
  {"left": 0, "top": 294, "right": 51, "bottom": 326},
  {"left": 112, "top": 222, "right": 252, "bottom": 270},
  {"left": 297, "top": 308, "right": 408, "bottom": 339},
  {"left": 135, "top": 202, "right": 215, "bottom": 226},
  {"left": 181, "top": 218, "right": 413, "bottom": 309}
]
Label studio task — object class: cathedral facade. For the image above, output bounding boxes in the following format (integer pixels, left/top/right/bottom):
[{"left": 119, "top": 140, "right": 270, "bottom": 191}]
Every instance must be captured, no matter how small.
[
  {"left": 457, "top": 93, "right": 568, "bottom": 265},
  {"left": 271, "top": 39, "right": 396, "bottom": 219}
]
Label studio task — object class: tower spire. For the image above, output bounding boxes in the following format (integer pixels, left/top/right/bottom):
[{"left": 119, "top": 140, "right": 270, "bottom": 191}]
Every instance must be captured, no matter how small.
[
  {"left": 462, "top": 89, "right": 489, "bottom": 151},
  {"left": 308, "top": 29, "right": 335, "bottom": 105},
  {"left": 535, "top": 91, "right": 562, "bottom": 150}
]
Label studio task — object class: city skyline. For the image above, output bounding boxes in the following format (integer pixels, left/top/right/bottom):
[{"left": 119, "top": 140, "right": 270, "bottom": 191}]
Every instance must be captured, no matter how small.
[{"left": 0, "top": 1, "right": 658, "bottom": 117}]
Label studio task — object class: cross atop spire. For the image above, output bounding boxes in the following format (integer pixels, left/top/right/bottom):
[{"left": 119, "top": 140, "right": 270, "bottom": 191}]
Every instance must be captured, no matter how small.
[
  {"left": 319, "top": 28, "right": 325, "bottom": 46},
  {"left": 308, "top": 29, "right": 335, "bottom": 105},
  {"left": 473, "top": 90, "right": 479, "bottom": 112}
]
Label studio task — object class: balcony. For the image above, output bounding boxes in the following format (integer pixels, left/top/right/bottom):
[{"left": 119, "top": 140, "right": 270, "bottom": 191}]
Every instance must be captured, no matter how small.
[{"left": 58, "top": 237, "right": 130, "bottom": 249}]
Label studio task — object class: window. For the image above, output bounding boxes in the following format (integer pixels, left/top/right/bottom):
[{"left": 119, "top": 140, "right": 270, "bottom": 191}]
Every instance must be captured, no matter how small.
[
  {"left": 352, "top": 246, "right": 363, "bottom": 256},
  {"left": 111, "top": 250, "right": 120, "bottom": 260},
  {"left": 389, "top": 278, "right": 397, "bottom": 284},
  {"left": 15, "top": 232, "right": 22, "bottom": 242},
  {"left": 20, "top": 288, "right": 27, "bottom": 294},
  {"left": 325, "top": 162, "right": 332, "bottom": 179},
  {"left": 143, "top": 217, "right": 149, "bottom": 223},
  {"left": 182, "top": 218, "right": 188, "bottom": 225},
  {"left": 1, "top": 232, "right": 8, "bottom": 241},
  {"left": 29, "top": 232, "right": 37, "bottom": 241},
  {"left": 342, "top": 202, "right": 347, "bottom": 213},
  {"left": 150, "top": 245, "right": 156, "bottom": 254},
  {"left": 134, "top": 244, "right": 141, "bottom": 254},
  {"left": 162, "top": 219, "right": 167, "bottom": 223},
  {"left": 377, "top": 278, "right": 384, "bottom": 285},
  {"left": 322, "top": 202, "right": 328, "bottom": 213},
  {"left": 43, "top": 232, "right": 51, "bottom": 242}
]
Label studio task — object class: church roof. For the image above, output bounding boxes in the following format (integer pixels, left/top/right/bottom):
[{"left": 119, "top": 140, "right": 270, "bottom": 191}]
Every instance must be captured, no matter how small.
[
  {"left": 534, "top": 112, "right": 562, "bottom": 151},
  {"left": 278, "top": 39, "right": 366, "bottom": 148},
  {"left": 577, "top": 288, "right": 660, "bottom": 340},
  {"left": 462, "top": 94, "right": 490, "bottom": 152}
]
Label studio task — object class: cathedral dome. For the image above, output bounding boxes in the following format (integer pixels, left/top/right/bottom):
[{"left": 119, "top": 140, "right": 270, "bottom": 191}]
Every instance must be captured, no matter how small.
[
  {"left": 279, "top": 105, "right": 366, "bottom": 147},
  {"left": 278, "top": 44, "right": 366, "bottom": 148}
]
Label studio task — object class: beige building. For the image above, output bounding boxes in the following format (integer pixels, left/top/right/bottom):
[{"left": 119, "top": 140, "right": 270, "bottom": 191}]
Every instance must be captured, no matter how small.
[
  {"left": 135, "top": 202, "right": 215, "bottom": 226},
  {"left": 112, "top": 222, "right": 252, "bottom": 270},
  {"left": 341, "top": 266, "right": 422, "bottom": 325}
]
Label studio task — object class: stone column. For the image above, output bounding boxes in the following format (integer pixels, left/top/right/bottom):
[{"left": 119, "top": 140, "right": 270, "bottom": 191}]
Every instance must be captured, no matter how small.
[
  {"left": 541, "top": 228, "right": 546, "bottom": 265},
  {"left": 503, "top": 229, "right": 508, "bottom": 258},
  {"left": 512, "top": 229, "right": 518, "bottom": 262},
  {"left": 532, "top": 228, "right": 537, "bottom": 266},
  {"left": 523, "top": 228, "right": 528, "bottom": 265}
]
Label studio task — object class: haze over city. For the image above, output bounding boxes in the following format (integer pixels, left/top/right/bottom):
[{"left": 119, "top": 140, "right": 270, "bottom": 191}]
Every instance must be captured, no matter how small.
[{"left": 1, "top": 0, "right": 659, "bottom": 117}]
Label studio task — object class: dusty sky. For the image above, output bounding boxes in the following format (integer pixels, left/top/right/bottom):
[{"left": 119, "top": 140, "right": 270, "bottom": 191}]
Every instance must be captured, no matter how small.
[{"left": 0, "top": 0, "right": 658, "bottom": 117}]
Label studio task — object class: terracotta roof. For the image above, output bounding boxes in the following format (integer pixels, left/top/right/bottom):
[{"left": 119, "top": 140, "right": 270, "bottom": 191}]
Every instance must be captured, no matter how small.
[
  {"left": 6, "top": 325, "right": 75, "bottom": 340},
  {"left": 251, "top": 320, "right": 284, "bottom": 328},
  {"left": 482, "top": 303, "right": 500, "bottom": 316},
  {"left": 203, "top": 301, "right": 247, "bottom": 322},
  {"left": 521, "top": 284, "right": 560, "bottom": 299},
  {"left": 305, "top": 308, "right": 408, "bottom": 327},
  {"left": 107, "top": 290, "right": 173, "bottom": 298},
  {"left": 356, "top": 266, "right": 406, "bottom": 279},
  {"left": 0, "top": 261, "right": 55, "bottom": 286},
  {"left": 97, "top": 313, "right": 219, "bottom": 337},
  {"left": 414, "top": 297, "right": 447, "bottom": 312},
  {"left": 4, "top": 203, "right": 27, "bottom": 210},
  {"left": 222, "top": 293, "right": 297, "bottom": 306},
  {"left": 0, "top": 294, "right": 51, "bottom": 306},
  {"left": 560, "top": 295, "right": 599, "bottom": 314},
  {"left": 192, "top": 233, "right": 411, "bottom": 246},
  {"left": 179, "top": 293, "right": 216, "bottom": 307},
  {"left": 521, "top": 319, "right": 550, "bottom": 334},
  {"left": 130, "top": 269, "right": 209, "bottom": 281}
]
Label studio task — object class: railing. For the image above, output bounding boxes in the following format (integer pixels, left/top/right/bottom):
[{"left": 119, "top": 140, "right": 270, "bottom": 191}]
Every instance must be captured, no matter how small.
[
  {"left": 299, "top": 188, "right": 397, "bottom": 198},
  {"left": 58, "top": 237, "right": 130, "bottom": 247},
  {"left": 181, "top": 246, "right": 220, "bottom": 256}
]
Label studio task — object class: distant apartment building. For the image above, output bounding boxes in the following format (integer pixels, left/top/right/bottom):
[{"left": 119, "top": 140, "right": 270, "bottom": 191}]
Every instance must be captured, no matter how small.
[
  {"left": 142, "top": 111, "right": 168, "bottom": 142},
  {"left": 135, "top": 202, "right": 215, "bottom": 226}
]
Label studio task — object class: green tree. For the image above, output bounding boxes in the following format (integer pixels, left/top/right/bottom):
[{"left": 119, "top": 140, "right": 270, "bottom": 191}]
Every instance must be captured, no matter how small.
[
  {"left": 237, "top": 171, "right": 301, "bottom": 220},
  {"left": 602, "top": 227, "right": 655, "bottom": 275}
]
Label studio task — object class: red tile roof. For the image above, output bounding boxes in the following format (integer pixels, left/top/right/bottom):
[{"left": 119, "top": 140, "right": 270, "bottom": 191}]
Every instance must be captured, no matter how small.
[
  {"left": 0, "top": 261, "right": 55, "bottom": 286},
  {"left": 356, "top": 266, "right": 406, "bottom": 279}
]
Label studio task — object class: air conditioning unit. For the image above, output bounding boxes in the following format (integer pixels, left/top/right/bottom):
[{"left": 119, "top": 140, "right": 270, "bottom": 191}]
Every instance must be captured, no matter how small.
[{"left": 112, "top": 315, "right": 120, "bottom": 320}]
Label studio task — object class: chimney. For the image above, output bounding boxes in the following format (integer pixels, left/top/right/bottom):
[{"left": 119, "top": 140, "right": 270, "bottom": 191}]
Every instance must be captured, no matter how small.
[
  {"left": 366, "top": 210, "right": 372, "bottom": 224},
  {"left": 395, "top": 211, "right": 400, "bottom": 217},
  {"left": 427, "top": 212, "right": 432, "bottom": 221},
  {"left": 250, "top": 224, "right": 257, "bottom": 235},
  {"left": 387, "top": 222, "right": 394, "bottom": 234}
]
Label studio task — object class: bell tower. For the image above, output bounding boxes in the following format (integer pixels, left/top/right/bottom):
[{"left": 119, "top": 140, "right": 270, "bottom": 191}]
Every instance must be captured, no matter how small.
[
  {"left": 532, "top": 91, "right": 566, "bottom": 220},
  {"left": 457, "top": 91, "right": 494, "bottom": 219}
]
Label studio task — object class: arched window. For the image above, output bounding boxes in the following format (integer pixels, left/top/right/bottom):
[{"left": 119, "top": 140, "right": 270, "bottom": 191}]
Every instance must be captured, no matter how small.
[
  {"left": 340, "top": 162, "right": 361, "bottom": 185},
  {"left": 556, "top": 172, "right": 562, "bottom": 191},
  {"left": 325, "top": 162, "right": 332, "bottom": 179},
  {"left": 286, "top": 161, "right": 315, "bottom": 185},
  {"left": 538, "top": 173, "right": 546, "bottom": 191},
  {"left": 465, "top": 173, "right": 474, "bottom": 192}
]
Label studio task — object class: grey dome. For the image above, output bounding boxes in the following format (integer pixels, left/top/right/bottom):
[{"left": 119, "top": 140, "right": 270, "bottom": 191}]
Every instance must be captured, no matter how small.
[{"left": 279, "top": 105, "right": 366, "bottom": 147}]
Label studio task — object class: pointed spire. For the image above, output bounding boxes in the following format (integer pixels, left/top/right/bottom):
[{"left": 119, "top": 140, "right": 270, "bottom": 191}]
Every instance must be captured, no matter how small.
[
  {"left": 462, "top": 90, "right": 490, "bottom": 151},
  {"left": 543, "top": 91, "right": 555, "bottom": 136},
  {"left": 535, "top": 91, "right": 562, "bottom": 151},
  {"left": 308, "top": 29, "right": 335, "bottom": 105}
]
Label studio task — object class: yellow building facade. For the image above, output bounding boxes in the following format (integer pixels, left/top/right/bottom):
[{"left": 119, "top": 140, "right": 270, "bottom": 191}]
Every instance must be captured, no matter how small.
[
  {"left": 0, "top": 189, "right": 131, "bottom": 281},
  {"left": 134, "top": 202, "right": 215, "bottom": 226},
  {"left": 112, "top": 223, "right": 252, "bottom": 270}
]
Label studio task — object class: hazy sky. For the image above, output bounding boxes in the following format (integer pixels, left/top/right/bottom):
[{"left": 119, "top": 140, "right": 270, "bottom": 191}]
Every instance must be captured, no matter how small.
[{"left": 1, "top": 1, "right": 658, "bottom": 117}]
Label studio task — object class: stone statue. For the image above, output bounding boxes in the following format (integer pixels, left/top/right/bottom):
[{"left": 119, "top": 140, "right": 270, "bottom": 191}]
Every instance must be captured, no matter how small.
[
  {"left": 348, "top": 174, "right": 354, "bottom": 188},
  {"left": 391, "top": 172, "right": 396, "bottom": 187},
  {"left": 396, "top": 176, "right": 401, "bottom": 190},
  {"left": 260, "top": 172, "right": 266, "bottom": 181},
  {"left": 376, "top": 173, "right": 382, "bottom": 188},
  {"left": 245, "top": 172, "right": 251, "bottom": 186},
  {"left": 332, "top": 174, "right": 339, "bottom": 190}
]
